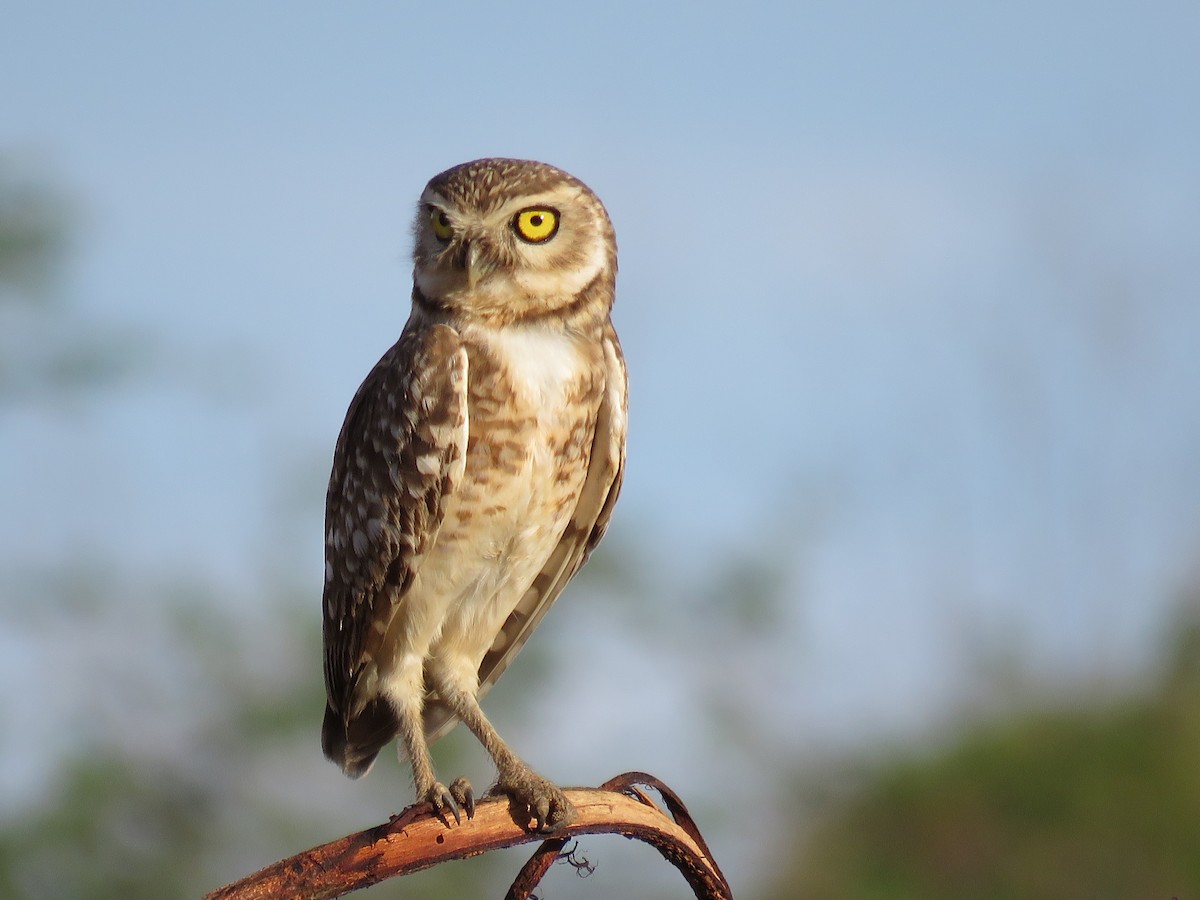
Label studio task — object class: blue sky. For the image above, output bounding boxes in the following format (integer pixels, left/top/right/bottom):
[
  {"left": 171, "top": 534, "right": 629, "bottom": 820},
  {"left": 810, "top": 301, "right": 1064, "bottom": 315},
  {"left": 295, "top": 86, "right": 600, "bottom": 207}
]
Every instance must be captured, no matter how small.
[{"left": 3, "top": 1, "right": 1199, "bottom": 889}]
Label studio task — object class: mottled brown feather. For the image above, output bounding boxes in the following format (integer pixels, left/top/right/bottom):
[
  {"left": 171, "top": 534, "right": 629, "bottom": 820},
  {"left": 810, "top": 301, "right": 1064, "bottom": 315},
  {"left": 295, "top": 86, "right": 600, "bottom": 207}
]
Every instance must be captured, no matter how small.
[{"left": 321, "top": 322, "right": 467, "bottom": 773}]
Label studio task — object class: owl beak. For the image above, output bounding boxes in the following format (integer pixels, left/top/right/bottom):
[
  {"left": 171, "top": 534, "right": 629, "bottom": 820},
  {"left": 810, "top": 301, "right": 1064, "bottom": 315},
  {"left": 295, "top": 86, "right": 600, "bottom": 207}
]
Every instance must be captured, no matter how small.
[{"left": 464, "top": 240, "right": 495, "bottom": 290}]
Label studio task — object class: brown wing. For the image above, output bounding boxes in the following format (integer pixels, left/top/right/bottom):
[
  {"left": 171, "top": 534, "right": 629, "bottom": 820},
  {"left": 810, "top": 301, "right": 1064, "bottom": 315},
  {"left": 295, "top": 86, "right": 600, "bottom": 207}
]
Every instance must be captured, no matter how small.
[
  {"left": 321, "top": 321, "right": 468, "bottom": 775},
  {"left": 422, "top": 326, "right": 628, "bottom": 742}
]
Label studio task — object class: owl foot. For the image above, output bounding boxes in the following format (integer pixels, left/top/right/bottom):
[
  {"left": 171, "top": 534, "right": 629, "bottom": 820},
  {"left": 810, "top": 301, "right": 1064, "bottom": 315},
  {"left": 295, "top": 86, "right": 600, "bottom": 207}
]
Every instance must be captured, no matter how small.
[
  {"left": 491, "top": 767, "right": 576, "bottom": 833},
  {"left": 424, "top": 777, "right": 474, "bottom": 826}
]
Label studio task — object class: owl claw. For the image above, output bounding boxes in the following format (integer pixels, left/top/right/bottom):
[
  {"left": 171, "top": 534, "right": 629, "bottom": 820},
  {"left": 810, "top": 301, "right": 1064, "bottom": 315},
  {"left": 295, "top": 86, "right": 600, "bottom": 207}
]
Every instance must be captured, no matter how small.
[
  {"left": 450, "top": 776, "right": 475, "bottom": 820},
  {"left": 425, "top": 781, "right": 463, "bottom": 826},
  {"left": 492, "top": 768, "right": 576, "bottom": 833}
]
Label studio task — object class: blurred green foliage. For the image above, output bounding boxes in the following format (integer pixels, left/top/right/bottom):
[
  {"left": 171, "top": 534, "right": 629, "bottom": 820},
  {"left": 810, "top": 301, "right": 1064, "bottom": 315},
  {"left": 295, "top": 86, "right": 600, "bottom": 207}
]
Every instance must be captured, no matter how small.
[
  {"left": 0, "top": 757, "right": 213, "bottom": 900},
  {"left": 776, "top": 607, "right": 1200, "bottom": 900},
  {"left": 0, "top": 156, "right": 145, "bottom": 403},
  {"left": 0, "top": 158, "right": 70, "bottom": 303}
]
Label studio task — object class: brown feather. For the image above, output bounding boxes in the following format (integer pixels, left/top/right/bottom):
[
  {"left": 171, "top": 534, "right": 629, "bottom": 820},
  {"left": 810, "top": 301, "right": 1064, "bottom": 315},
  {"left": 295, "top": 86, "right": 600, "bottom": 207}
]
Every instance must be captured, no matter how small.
[{"left": 321, "top": 321, "right": 468, "bottom": 774}]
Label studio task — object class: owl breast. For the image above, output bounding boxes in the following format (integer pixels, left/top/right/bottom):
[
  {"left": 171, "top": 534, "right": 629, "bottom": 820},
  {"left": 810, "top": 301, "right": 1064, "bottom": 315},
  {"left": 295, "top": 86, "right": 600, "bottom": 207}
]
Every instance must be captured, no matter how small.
[{"left": 410, "top": 324, "right": 603, "bottom": 676}]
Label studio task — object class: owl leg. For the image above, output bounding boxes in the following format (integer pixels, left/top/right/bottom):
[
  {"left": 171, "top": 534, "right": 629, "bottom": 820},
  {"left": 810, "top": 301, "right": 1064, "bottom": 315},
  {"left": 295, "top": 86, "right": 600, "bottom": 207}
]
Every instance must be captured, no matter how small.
[
  {"left": 431, "top": 677, "right": 575, "bottom": 832},
  {"left": 392, "top": 676, "right": 473, "bottom": 825}
]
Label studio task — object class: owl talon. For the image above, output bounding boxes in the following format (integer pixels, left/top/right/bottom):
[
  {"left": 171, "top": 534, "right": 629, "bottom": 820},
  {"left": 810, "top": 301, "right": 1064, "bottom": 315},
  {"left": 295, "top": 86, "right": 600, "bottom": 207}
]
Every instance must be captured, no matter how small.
[
  {"left": 450, "top": 776, "right": 475, "bottom": 820},
  {"left": 424, "top": 782, "right": 463, "bottom": 826}
]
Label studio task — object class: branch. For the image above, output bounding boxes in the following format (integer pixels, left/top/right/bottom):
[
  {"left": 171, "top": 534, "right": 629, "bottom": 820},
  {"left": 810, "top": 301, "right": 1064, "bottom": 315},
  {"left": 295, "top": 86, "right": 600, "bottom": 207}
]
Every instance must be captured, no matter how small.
[{"left": 203, "top": 772, "right": 731, "bottom": 900}]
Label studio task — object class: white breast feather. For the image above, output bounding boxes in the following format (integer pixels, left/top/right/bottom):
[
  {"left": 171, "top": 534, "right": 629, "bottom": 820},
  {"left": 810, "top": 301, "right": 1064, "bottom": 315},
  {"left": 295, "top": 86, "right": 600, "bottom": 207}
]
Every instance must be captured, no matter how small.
[{"left": 479, "top": 326, "right": 585, "bottom": 409}]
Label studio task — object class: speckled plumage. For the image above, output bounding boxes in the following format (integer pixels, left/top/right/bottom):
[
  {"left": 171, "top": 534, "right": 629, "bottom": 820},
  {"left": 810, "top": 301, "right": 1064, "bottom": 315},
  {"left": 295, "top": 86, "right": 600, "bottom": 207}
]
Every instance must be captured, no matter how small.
[{"left": 321, "top": 159, "right": 626, "bottom": 831}]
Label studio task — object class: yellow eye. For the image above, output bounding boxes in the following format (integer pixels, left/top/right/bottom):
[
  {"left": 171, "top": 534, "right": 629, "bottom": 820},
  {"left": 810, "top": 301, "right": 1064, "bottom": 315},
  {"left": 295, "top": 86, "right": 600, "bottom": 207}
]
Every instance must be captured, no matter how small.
[
  {"left": 513, "top": 207, "right": 559, "bottom": 243},
  {"left": 429, "top": 207, "right": 453, "bottom": 241}
]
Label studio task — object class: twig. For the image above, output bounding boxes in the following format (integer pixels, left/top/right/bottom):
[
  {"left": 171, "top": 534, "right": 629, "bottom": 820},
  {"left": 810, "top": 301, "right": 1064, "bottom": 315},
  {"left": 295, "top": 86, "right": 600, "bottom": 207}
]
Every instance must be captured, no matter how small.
[{"left": 203, "top": 772, "right": 732, "bottom": 900}]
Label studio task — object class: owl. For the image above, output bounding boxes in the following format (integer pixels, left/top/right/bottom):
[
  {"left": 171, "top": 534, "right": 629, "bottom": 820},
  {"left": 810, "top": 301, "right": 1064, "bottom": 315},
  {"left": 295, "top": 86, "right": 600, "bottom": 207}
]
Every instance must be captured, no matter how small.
[{"left": 321, "top": 158, "right": 627, "bottom": 833}]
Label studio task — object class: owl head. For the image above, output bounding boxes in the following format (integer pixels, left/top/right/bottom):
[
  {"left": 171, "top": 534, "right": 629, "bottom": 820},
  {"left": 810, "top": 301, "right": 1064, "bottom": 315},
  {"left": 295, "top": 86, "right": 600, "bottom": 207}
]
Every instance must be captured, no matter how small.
[{"left": 411, "top": 158, "right": 616, "bottom": 324}]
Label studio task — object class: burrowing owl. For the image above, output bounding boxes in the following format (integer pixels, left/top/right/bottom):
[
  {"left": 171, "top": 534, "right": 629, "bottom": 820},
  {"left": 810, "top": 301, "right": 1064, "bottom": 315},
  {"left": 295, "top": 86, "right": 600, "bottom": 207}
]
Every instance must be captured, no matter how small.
[{"left": 321, "top": 158, "right": 627, "bottom": 832}]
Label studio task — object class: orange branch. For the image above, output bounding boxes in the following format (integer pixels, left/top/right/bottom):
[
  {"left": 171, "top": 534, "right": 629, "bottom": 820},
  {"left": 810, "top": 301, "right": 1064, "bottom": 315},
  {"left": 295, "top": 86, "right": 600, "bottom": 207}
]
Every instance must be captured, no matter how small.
[{"left": 203, "top": 772, "right": 731, "bottom": 900}]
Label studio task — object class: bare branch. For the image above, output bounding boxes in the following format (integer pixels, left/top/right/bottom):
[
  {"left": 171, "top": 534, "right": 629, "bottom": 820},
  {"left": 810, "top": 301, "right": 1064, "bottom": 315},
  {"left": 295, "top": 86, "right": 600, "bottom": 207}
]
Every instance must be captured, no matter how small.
[{"left": 203, "top": 772, "right": 731, "bottom": 900}]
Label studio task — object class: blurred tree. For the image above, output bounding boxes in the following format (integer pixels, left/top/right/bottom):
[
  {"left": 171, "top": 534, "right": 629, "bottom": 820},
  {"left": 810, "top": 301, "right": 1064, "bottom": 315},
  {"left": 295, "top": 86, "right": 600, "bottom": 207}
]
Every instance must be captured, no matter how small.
[
  {"left": 771, "top": 600, "right": 1200, "bottom": 900},
  {"left": 0, "top": 569, "right": 515, "bottom": 899},
  {"left": 0, "top": 159, "right": 69, "bottom": 303},
  {"left": 0, "top": 155, "right": 144, "bottom": 404}
]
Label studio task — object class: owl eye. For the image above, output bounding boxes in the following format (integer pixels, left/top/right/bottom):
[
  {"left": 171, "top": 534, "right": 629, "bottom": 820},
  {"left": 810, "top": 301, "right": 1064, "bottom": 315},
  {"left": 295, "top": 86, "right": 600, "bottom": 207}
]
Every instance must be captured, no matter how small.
[
  {"left": 429, "top": 207, "right": 454, "bottom": 241},
  {"left": 513, "top": 207, "right": 560, "bottom": 244}
]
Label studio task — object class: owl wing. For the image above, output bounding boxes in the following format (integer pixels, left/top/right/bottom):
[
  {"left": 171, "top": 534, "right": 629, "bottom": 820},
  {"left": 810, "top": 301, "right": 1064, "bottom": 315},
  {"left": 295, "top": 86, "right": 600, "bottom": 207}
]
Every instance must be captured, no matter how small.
[
  {"left": 422, "top": 326, "right": 628, "bottom": 742},
  {"left": 321, "top": 322, "right": 468, "bottom": 775}
]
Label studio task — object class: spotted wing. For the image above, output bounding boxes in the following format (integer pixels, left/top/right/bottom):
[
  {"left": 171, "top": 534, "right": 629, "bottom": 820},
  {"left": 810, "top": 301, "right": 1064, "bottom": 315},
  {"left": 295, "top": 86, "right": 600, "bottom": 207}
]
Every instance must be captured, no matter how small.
[{"left": 321, "top": 322, "right": 468, "bottom": 775}]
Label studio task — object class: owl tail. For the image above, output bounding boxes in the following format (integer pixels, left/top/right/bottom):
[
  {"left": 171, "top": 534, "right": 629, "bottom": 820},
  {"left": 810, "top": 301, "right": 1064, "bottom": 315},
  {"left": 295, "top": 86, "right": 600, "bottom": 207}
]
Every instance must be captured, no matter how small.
[{"left": 321, "top": 697, "right": 398, "bottom": 779}]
